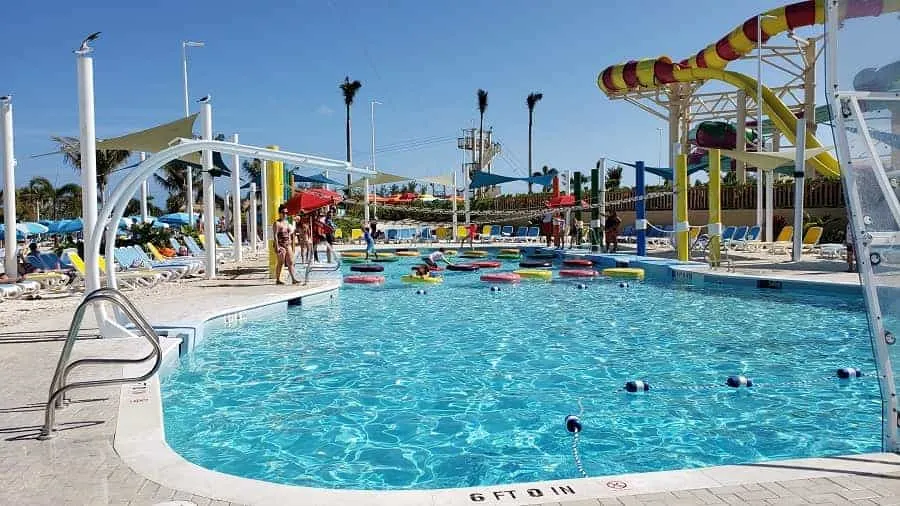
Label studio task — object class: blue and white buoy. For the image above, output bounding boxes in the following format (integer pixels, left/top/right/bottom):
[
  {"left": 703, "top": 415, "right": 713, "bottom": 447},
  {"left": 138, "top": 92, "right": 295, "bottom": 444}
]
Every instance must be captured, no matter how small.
[
  {"left": 490, "top": 286, "right": 501, "bottom": 292},
  {"left": 836, "top": 367, "right": 863, "bottom": 379},
  {"left": 618, "top": 282, "right": 629, "bottom": 288},
  {"left": 726, "top": 375, "right": 753, "bottom": 388},
  {"left": 415, "top": 289, "right": 427, "bottom": 295},
  {"left": 624, "top": 380, "right": 650, "bottom": 392},
  {"left": 565, "top": 415, "right": 582, "bottom": 433},
  {"left": 575, "top": 283, "right": 588, "bottom": 290}
]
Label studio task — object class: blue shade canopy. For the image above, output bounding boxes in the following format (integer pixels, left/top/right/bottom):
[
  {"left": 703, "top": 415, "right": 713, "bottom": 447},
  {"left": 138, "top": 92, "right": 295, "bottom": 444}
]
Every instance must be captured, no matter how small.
[
  {"left": 468, "top": 170, "right": 555, "bottom": 189},
  {"left": 612, "top": 160, "right": 709, "bottom": 180},
  {"left": 0, "top": 224, "right": 25, "bottom": 241},
  {"left": 18, "top": 222, "right": 49, "bottom": 234},
  {"left": 293, "top": 172, "right": 345, "bottom": 187},
  {"left": 58, "top": 218, "right": 84, "bottom": 234},
  {"left": 158, "top": 212, "right": 192, "bottom": 225}
]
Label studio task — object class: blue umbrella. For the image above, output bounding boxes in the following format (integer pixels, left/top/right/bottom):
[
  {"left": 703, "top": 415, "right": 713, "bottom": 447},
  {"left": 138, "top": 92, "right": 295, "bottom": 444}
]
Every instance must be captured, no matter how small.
[
  {"left": 128, "top": 215, "right": 156, "bottom": 224},
  {"left": 58, "top": 218, "right": 84, "bottom": 234},
  {"left": 19, "top": 222, "right": 49, "bottom": 235},
  {"left": 0, "top": 224, "right": 25, "bottom": 241},
  {"left": 152, "top": 221, "right": 170, "bottom": 229},
  {"left": 158, "top": 212, "right": 191, "bottom": 226}
]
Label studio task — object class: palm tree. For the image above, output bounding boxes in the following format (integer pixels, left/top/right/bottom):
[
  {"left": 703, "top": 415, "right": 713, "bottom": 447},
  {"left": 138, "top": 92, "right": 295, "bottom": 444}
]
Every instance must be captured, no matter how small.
[
  {"left": 54, "top": 183, "right": 82, "bottom": 219},
  {"left": 526, "top": 92, "right": 543, "bottom": 194},
  {"left": 340, "top": 76, "right": 363, "bottom": 187},
  {"left": 606, "top": 165, "right": 624, "bottom": 190},
  {"left": 23, "top": 177, "right": 55, "bottom": 221},
  {"left": 476, "top": 89, "right": 488, "bottom": 172},
  {"left": 51, "top": 136, "right": 131, "bottom": 206}
]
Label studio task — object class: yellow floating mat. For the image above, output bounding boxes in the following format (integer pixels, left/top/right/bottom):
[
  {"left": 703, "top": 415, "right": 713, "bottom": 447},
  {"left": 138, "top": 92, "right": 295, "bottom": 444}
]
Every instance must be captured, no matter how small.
[
  {"left": 400, "top": 275, "right": 444, "bottom": 284},
  {"left": 342, "top": 251, "right": 366, "bottom": 258},
  {"left": 602, "top": 267, "right": 644, "bottom": 280},
  {"left": 377, "top": 252, "right": 396, "bottom": 258},
  {"left": 460, "top": 250, "right": 489, "bottom": 257},
  {"left": 514, "top": 269, "right": 553, "bottom": 280},
  {"left": 443, "top": 249, "right": 458, "bottom": 256},
  {"left": 500, "top": 248, "right": 521, "bottom": 254},
  {"left": 395, "top": 250, "right": 420, "bottom": 257}
]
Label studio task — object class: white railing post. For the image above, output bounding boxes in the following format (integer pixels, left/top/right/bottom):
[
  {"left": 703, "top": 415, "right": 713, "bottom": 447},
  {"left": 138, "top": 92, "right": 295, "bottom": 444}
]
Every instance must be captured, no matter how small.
[
  {"left": 231, "top": 133, "right": 242, "bottom": 261},
  {"left": 1, "top": 97, "right": 17, "bottom": 280},
  {"left": 76, "top": 41, "right": 101, "bottom": 293},
  {"left": 200, "top": 99, "right": 215, "bottom": 278}
]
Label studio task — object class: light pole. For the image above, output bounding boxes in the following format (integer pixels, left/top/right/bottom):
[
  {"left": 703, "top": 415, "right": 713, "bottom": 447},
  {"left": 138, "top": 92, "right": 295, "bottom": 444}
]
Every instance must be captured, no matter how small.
[
  {"left": 756, "top": 15, "right": 776, "bottom": 238},
  {"left": 656, "top": 127, "right": 663, "bottom": 185},
  {"left": 182, "top": 40, "right": 204, "bottom": 227},
  {"left": 370, "top": 99, "right": 381, "bottom": 221}
]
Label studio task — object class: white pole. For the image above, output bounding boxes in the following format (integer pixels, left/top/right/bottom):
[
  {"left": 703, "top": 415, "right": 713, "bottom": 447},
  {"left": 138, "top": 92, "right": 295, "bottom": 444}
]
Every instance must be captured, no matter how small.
[
  {"left": 261, "top": 159, "right": 270, "bottom": 248},
  {"left": 231, "top": 133, "right": 242, "bottom": 261},
  {"left": 1, "top": 97, "right": 17, "bottom": 281},
  {"left": 598, "top": 157, "right": 606, "bottom": 249},
  {"left": 765, "top": 168, "right": 774, "bottom": 243},
  {"left": 139, "top": 152, "right": 149, "bottom": 222},
  {"left": 77, "top": 46, "right": 101, "bottom": 293},
  {"left": 363, "top": 177, "right": 370, "bottom": 224},
  {"left": 370, "top": 99, "right": 380, "bottom": 221},
  {"left": 756, "top": 14, "right": 769, "bottom": 234},
  {"left": 200, "top": 99, "right": 216, "bottom": 279},
  {"left": 452, "top": 171, "right": 458, "bottom": 240},
  {"left": 182, "top": 44, "right": 194, "bottom": 229},
  {"left": 792, "top": 120, "right": 806, "bottom": 262},
  {"left": 249, "top": 182, "right": 258, "bottom": 253}
]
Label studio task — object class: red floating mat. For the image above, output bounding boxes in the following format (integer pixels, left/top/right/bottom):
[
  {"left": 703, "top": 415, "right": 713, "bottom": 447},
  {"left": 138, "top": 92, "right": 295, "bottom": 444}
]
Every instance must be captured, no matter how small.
[
  {"left": 563, "top": 258, "right": 593, "bottom": 267},
  {"left": 480, "top": 272, "right": 521, "bottom": 283},
  {"left": 344, "top": 275, "right": 385, "bottom": 284},
  {"left": 559, "top": 269, "right": 598, "bottom": 278},
  {"left": 472, "top": 260, "right": 501, "bottom": 268}
]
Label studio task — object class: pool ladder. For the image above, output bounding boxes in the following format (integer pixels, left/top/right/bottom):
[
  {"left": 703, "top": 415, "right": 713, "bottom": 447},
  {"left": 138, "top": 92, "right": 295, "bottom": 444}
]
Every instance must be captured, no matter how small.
[
  {"left": 39, "top": 287, "right": 161, "bottom": 440},
  {"left": 302, "top": 250, "right": 343, "bottom": 284}
]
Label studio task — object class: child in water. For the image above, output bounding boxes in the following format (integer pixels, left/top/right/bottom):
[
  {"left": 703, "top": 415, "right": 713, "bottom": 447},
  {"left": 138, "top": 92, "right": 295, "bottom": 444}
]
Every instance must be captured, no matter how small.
[
  {"left": 364, "top": 227, "right": 378, "bottom": 260},
  {"left": 411, "top": 264, "right": 430, "bottom": 278}
]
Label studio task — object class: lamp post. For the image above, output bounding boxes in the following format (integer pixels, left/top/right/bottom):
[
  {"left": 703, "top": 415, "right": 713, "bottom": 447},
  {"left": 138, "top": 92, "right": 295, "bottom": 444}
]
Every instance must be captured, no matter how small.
[
  {"left": 370, "top": 99, "right": 381, "bottom": 221},
  {"left": 182, "top": 40, "right": 204, "bottom": 227},
  {"left": 1, "top": 96, "right": 17, "bottom": 280},
  {"left": 756, "top": 14, "right": 776, "bottom": 239}
]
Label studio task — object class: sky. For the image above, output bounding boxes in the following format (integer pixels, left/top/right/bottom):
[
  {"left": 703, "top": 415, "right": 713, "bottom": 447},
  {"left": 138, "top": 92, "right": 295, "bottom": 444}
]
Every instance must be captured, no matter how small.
[{"left": 1, "top": 0, "right": 897, "bottom": 203}]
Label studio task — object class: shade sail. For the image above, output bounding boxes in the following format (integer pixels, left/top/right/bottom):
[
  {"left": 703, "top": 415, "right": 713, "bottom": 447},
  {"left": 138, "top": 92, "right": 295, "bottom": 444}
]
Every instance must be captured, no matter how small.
[
  {"left": 97, "top": 114, "right": 198, "bottom": 153},
  {"left": 418, "top": 174, "right": 455, "bottom": 187},
  {"left": 469, "top": 170, "right": 554, "bottom": 189},
  {"left": 349, "top": 171, "right": 411, "bottom": 188},
  {"left": 293, "top": 172, "right": 345, "bottom": 187},
  {"left": 718, "top": 146, "right": 834, "bottom": 170},
  {"left": 612, "top": 160, "right": 708, "bottom": 180}
]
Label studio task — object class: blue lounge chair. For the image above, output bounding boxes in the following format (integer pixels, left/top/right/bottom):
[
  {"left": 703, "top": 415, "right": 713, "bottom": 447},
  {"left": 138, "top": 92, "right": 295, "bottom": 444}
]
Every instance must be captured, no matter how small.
[
  {"left": 499, "top": 225, "right": 513, "bottom": 241},
  {"left": 734, "top": 225, "right": 761, "bottom": 251},
  {"left": 725, "top": 226, "right": 748, "bottom": 249},
  {"left": 526, "top": 226, "right": 540, "bottom": 242}
]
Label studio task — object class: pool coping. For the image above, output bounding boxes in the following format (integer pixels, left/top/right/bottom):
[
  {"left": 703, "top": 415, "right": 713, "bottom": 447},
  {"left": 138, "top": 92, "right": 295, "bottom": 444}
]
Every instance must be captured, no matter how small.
[{"left": 113, "top": 261, "right": 895, "bottom": 506}]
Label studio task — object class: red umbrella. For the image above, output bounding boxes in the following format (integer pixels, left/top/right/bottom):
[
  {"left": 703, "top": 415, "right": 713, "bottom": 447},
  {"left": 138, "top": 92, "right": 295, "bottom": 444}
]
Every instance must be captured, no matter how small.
[
  {"left": 285, "top": 191, "right": 332, "bottom": 215},
  {"left": 306, "top": 188, "right": 344, "bottom": 203}
]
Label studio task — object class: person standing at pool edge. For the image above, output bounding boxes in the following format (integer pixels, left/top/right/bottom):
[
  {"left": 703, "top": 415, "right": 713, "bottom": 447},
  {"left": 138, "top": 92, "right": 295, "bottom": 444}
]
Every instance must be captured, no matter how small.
[
  {"left": 605, "top": 210, "right": 621, "bottom": 253},
  {"left": 461, "top": 222, "right": 477, "bottom": 249},
  {"left": 273, "top": 204, "right": 298, "bottom": 285},
  {"left": 363, "top": 227, "right": 378, "bottom": 260}
]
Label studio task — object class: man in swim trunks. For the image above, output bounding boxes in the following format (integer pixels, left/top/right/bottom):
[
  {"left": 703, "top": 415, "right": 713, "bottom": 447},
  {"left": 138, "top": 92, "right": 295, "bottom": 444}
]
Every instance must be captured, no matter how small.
[
  {"left": 461, "top": 222, "right": 477, "bottom": 249},
  {"left": 273, "top": 204, "right": 298, "bottom": 285},
  {"left": 424, "top": 248, "right": 450, "bottom": 268}
]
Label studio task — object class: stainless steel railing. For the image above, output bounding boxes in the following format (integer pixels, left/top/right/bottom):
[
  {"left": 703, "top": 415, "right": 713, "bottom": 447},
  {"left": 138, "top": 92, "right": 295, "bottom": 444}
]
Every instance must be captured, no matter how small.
[
  {"left": 39, "top": 287, "right": 161, "bottom": 440},
  {"left": 302, "top": 248, "right": 343, "bottom": 284}
]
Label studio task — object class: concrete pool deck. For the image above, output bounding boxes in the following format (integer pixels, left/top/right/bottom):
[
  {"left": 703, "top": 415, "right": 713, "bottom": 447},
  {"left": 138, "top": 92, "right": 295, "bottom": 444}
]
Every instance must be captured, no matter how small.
[{"left": 2, "top": 254, "right": 900, "bottom": 505}]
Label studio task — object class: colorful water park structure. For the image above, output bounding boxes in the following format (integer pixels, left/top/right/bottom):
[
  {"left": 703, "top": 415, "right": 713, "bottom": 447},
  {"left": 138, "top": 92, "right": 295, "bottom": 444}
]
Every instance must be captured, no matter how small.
[{"left": 595, "top": 0, "right": 899, "bottom": 264}]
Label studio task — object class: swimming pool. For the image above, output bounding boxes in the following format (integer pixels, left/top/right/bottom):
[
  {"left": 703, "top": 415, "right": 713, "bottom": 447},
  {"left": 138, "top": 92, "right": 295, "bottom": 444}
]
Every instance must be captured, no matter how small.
[{"left": 161, "top": 252, "right": 880, "bottom": 490}]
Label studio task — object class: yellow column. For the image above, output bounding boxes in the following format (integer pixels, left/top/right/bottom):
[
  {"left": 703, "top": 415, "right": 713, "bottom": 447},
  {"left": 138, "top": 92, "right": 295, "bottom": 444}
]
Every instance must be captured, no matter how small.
[
  {"left": 675, "top": 151, "right": 689, "bottom": 261},
  {"left": 708, "top": 149, "right": 722, "bottom": 266},
  {"left": 266, "top": 145, "right": 284, "bottom": 278}
]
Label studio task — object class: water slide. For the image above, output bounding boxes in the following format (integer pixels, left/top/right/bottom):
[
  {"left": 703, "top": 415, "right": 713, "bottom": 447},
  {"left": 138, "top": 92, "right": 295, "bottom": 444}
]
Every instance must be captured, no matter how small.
[{"left": 597, "top": 0, "right": 900, "bottom": 178}]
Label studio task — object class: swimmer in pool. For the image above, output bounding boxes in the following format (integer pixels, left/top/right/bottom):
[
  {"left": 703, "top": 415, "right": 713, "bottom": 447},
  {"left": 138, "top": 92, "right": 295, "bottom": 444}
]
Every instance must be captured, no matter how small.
[
  {"left": 411, "top": 264, "right": 431, "bottom": 278},
  {"left": 423, "top": 248, "right": 451, "bottom": 268},
  {"left": 364, "top": 228, "right": 378, "bottom": 260}
]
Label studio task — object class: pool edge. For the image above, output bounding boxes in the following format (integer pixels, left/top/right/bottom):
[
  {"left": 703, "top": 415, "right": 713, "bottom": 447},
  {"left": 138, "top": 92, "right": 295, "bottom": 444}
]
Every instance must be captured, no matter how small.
[{"left": 114, "top": 269, "right": 896, "bottom": 506}]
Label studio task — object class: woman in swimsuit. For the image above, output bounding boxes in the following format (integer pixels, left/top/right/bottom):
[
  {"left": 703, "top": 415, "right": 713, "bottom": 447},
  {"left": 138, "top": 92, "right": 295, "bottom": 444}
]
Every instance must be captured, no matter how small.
[{"left": 273, "top": 204, "right": 298, "bottom": 284}]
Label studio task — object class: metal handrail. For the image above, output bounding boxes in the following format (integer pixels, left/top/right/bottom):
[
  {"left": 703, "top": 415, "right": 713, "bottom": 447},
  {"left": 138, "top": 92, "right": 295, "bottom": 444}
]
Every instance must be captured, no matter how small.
[
  {"left": 303, "top": 248, "right": 342, "bottom": 284},
  {"left": 39, "top": 287, "right": 161, "bottom": 440}
]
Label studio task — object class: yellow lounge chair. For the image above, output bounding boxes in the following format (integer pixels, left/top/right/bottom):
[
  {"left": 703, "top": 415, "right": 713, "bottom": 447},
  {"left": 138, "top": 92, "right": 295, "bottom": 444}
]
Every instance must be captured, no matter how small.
[
  {"left": 768, "top": 226, "right": 794, "bottom": 254},
  {"left": 68, "top": 252, "right": 162, "bottom": 290},
  {"left": 797, "top": 226, "right": 824, "bottom": 255},
  {"left": 350, "top": 228, "right": 363, "bottom": 244}
]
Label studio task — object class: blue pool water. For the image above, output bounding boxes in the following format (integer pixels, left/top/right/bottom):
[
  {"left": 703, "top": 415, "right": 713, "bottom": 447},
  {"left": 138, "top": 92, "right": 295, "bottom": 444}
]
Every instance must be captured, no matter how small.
[{"left": 162, "top": 252, "right": 881, "bottom": 490}]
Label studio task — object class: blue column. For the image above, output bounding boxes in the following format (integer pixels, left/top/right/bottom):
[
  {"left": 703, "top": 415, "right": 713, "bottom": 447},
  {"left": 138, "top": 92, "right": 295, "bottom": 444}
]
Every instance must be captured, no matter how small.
[{"left": 635, "top": 160, "right": 647, "bottom": 256}]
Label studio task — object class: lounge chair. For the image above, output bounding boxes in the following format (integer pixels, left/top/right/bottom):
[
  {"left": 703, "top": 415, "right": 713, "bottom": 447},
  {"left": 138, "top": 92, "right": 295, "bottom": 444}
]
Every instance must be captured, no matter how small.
[
  {"left": 333, "top": 228, "right": 344, "bottom": 243},
  {"left": 114, "top": 247, "right": 187, "bottom": 281},
  {"left": 67, "top": 252, "right": 163, "bottom": 290},
  {"left": 514, "top": 226, "right": 527, "bottom": 242},
  {"left": 350, "top": 228, "right": 364, "bottom": 244},
  {"left": 526, "top": 226, "right": 540, "bottom": 242},
  {"left": 796, "top": 226, "right": 824, "bottom": 255},
  {"left": 138, "top": 245, "right": 203, "bottom": 273},
  {"left": 724, "top": 225, "right": 748, "bottom": 249},
  {"left": 500, "top": 225, "right": 514, "bottom": 241},
  {"left": 733, "top": 225, "right": 762, "bottom": 251},
  {"left": 481, "top": 225, "right": 494, "bottom": 243},
  {"left": 768, "top": 226, "right": 795, "bottom": 254}
]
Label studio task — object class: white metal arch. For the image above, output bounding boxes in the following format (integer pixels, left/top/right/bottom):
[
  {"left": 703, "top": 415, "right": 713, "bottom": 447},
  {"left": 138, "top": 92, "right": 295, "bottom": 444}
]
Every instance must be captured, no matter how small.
[{"left": 90, "top": 138, "right": 373, "bottom": 295}]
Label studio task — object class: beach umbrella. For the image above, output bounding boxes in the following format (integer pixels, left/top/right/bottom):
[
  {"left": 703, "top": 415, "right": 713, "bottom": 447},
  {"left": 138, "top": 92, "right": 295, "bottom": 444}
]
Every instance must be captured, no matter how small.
[
  {"left": 128, "top": 215, "right": 156, "bottom": 224},
  {"left": 58, "top": 218, "right": 84, "bottom": 234},
  {"left": 0, "top": 224, "right": 25, "bottom": 241},
  {"left": 152, "top": 221, "right": 170, "bottom": 229},
  {"left": 18, "top": 222, "right": 49, "bottom": 235},
  {"left": 158, "top": 212, "right": 192, "bottom": 225},
  {"left": 284, "top": 190, "right": 337, "bottom": 215}
]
